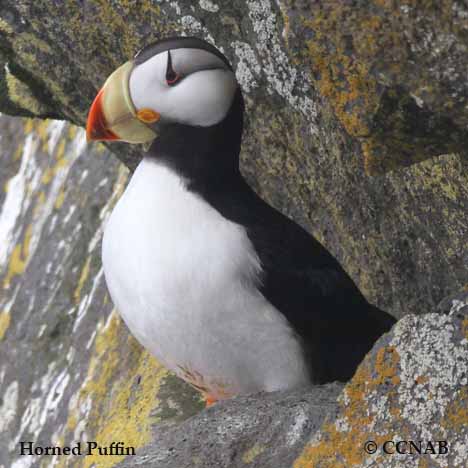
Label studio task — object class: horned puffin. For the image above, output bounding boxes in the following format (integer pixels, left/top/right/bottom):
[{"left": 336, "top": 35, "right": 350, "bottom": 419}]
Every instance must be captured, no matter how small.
[{"left": 86, "top": 36, "right": 395, "bottom": 404}]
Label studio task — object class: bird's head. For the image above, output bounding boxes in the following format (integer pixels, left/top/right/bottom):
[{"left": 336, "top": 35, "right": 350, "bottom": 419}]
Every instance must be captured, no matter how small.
[{"left": 86, "top": 37, "right": 239, "bottom": 144}]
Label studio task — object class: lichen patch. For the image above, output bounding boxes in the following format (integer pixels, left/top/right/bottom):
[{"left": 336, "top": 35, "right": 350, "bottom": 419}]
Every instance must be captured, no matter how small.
[{"left": 295, "top": 310, "right": 468, "bottom": 468}]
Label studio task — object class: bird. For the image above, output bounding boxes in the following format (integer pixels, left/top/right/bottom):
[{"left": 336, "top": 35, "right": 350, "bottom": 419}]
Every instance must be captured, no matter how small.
[{"left": 86, "top": 36, "right": 396, "bottom": 405}]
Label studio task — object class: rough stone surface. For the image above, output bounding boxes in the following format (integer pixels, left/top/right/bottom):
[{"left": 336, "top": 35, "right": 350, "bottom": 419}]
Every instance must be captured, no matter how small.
[
  {"left": 0, "top": 1, "right": 466, "bottom": 317},
  {"left": 295, "top": 298, "right": 468, "bottom": 468},
  {"left": 287, "top": 1, "right": 468, "bottom": 174},
  {"left": 116, "top": 383, "right": 344, "bottom": 468}
]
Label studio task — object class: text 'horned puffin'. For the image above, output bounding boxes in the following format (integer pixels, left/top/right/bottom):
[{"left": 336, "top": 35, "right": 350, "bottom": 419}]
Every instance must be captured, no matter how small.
[{"left": 86, "top": 36, "right": 395, "bottom": 405}]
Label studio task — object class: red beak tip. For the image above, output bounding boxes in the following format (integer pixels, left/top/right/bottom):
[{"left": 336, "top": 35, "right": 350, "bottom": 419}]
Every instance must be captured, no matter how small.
[{"left": 86, "top": 88, "right": 119, "bottom": 142}]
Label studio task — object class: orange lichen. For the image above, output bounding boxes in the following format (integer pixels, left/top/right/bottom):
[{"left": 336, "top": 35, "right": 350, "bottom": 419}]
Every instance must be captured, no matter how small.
[
  {"left": 300, "top": 1, "right": 462, "bottom": 174},
  {"left": 303, "top": 6, "right": 380, "bottom": 140},
  {"left": 442, "top": 387, "right": 468, "bottom": 432},
  {"left": 415, "top": 375, "right": 429, "bottom": 385},
  {"left": 294, "top": 346, "right": 401, "bottom": 467}
]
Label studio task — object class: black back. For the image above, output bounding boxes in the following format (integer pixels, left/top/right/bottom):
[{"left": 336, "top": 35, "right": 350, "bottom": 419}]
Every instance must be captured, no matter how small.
[
  {"left": 145, "top": 55, "right": 396, "bottom": 384},
  {"left": 190, "top": 174, "right": 396, "bottom": 383}
]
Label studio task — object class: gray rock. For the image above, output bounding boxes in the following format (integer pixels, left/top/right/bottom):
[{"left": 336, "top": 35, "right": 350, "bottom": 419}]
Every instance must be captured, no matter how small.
[
  {"left": 0, "top": 0, "right": 466, "bottom": 316},
  {"left": 294, "top": 300, "right": 468, "bottom": 468},
  {"left": 116, "top": 384, "right": 344, "bottom": 468},
  {"left": 437, "top": 290, "right": 468, "bottom": 315},
  {"left": 0, "top": 2, "right": 467, "bottom": 468}
]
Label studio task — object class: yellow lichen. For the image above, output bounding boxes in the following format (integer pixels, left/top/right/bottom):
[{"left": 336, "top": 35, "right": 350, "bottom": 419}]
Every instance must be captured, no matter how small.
[
  {"left": 3, "top": 225, "right": 33, "bottom": 289},
  {"left": 13, "top": 144, "right": 24, "bottom": 162},
  {"left": 294, "top": 346, "right": 401, "bottom": 467},
  {"left": 57, "top": 311, "right": 172, "bottom": 468},
  {"left": 5, "top": 68, "right": 47, "bottom": 116},
  {"left": 19, "top": 32, "right": 53, "bottom": 54},
  {"left": 39, "top": 192, "right": 46, "bottom": 205},
  {"left": 83, "top": 349, "right": 169, "bottom": 468},
  {"left": 53, "top": 155, "right": 68, "bottom": 174},
  {"left": 304, "top": 6, "right": 379, "bottom": 141},
  {"left": 73, "top": 256, "right": 91, "bottom": 304},
  {"left": 23, "top": 119, "right": 35, "bottom": 135},
  {"left": 55, "top": 187, "right": 66, "bottom": 210},
  {"left": 41, "top": 168, "right": 53, "bottom": 185},
  {"left": 34, "top": 119, "right": 51, "bottom": 152},
  {"left": 55, "top": 139, "right": 66, "bottom": 161},
  {"left": 242, "top": 443, "right": 266, "bottom": 464},
  {"left": 65, "top": 413, "right": 78, "bottom": 433},
  {"left": 0, "top": 311, "right": 11, "bottom": 341},
  {"left": 0, "top": 17, "right": 13, "bottom": 34},
  {"left": 95, "top": 142, "right": 107, "bottom": 154},
  {"left": 67, "top": 125, "right": 78, "bottom": 140},
  {"left": 300, "top": 2, "right": 454, "bottom": 174}
]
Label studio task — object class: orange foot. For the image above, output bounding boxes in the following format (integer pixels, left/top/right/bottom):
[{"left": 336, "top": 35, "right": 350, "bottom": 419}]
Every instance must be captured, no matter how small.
[{"left": 204, "top": 394, "right": 218, "bottom": 407}]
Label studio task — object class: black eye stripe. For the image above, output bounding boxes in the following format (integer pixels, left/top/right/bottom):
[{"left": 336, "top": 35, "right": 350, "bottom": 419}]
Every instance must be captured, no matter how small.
[
  {"left": 164, "top": 49, "right": 227, "bottom": 87},
  {"left": 166, "top": 51, "right": 180, "bottom": 86}
]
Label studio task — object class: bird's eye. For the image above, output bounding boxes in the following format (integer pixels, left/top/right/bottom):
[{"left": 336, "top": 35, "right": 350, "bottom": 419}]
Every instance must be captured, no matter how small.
[{"left": 166, "top": 51, "right": 181, "bottom": 86}]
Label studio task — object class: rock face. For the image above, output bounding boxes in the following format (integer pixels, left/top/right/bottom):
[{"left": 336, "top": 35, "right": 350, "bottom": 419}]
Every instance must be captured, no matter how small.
[
  {"left": 0, "top": 2, "right": 467, "bottom": 468},
  {"left": 116, "top": 383, "right": 344, "bottom": 468},
  {"left": 0, "top": 0, "right": 466, "bottom": 316},
  {"left": 295, "top": 295, "right": 468, "bottom": 468}
]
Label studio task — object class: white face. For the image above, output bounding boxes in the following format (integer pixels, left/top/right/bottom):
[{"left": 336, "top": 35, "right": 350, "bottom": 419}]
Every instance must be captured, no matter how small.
[{"left": 129, "top": 48, "right": 238, "bottom": 127}]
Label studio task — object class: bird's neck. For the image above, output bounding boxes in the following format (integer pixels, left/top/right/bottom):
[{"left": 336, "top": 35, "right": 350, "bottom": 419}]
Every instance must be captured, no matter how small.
[{"left": 145, "top": 88, "right": 244, "bottom": 189}]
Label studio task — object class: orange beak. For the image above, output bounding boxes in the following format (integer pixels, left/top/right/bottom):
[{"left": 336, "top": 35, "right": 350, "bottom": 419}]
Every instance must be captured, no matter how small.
[
  {"left": 86, "top": 88, "right": 119, "bottom": 141},
  {"left": 85, "top": 60, "right": 158, "bottom": 144}
]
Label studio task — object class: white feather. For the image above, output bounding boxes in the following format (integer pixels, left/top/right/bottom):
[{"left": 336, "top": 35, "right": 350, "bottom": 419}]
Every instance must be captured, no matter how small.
[
  {"left": 129, "top": 48, "right": 238, "bottom": 127},
  {"left": 102, "top": 158, "right": 309, "bottom": 398}
]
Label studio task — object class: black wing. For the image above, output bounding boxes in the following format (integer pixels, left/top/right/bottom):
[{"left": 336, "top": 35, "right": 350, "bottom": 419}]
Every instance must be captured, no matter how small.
[{"left": 195, "top": 175, "right": 396, "bottom": 383}]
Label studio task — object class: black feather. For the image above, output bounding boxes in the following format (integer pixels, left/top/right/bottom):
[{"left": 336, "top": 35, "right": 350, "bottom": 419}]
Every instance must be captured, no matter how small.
[{"left": 146, "top": 85, "right": 396, "bottom": 384}]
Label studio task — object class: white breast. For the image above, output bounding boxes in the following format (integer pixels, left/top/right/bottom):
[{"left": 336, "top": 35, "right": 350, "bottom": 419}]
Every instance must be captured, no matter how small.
[{"left": 102, "top": 157, "right": 309, "bottom": 398}]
